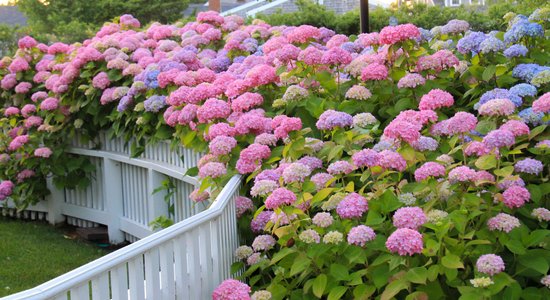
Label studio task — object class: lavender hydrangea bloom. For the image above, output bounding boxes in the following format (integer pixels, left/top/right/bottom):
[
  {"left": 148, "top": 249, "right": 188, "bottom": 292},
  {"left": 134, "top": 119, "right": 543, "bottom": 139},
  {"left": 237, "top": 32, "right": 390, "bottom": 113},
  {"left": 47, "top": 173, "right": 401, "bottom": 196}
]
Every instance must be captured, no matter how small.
[
  {"left": 503, "top": 44, "right": 528, "bottom": 58},
  {"left": 143, "top": 95, "right": 167, "bottom": 112},
  {"left": 316, "top": 110, "right": 353, "bottom": 130},
  {"left": 476, "top": 88, "right": 522, "bottom": 108},
  {"left": 456, "top": 31, "right": 486, "bottom": 54},
  {"left": 479, "top": 36, "right": 505, "bottom": 54}
]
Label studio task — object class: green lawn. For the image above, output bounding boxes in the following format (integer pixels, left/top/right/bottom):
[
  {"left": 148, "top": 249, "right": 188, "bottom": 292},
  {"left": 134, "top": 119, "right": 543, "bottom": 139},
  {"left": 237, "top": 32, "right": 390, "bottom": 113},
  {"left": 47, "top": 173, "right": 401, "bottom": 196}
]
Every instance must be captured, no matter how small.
[{"left": 0, "top": 216, "right": 108, "bottom": 297}]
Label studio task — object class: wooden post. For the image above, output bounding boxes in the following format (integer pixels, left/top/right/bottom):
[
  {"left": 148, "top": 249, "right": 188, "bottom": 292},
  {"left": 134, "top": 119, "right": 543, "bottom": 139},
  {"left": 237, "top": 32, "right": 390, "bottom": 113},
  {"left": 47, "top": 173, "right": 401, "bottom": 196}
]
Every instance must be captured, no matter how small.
[
  {"left": 46, "top": 177, "right": 66, "bottom": 225},
  {"left": 360, "top": 0, "right": 369, "bottom": 33},
  {"left": 103, "top": 158, "right": 125, "bottom": 244},
  {"left": 209, "top": 0, "right": 221, "bottom": 12},
  {"left": 147, "top": 169, "right": 169, "bottom": 228}
]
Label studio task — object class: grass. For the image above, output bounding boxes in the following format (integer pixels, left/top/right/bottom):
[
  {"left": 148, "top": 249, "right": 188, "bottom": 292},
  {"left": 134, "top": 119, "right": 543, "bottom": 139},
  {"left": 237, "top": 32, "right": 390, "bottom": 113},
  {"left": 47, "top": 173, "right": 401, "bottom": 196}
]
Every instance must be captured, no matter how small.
[{"left": 0, "top": 216, "right": 108, "bottom": 297}]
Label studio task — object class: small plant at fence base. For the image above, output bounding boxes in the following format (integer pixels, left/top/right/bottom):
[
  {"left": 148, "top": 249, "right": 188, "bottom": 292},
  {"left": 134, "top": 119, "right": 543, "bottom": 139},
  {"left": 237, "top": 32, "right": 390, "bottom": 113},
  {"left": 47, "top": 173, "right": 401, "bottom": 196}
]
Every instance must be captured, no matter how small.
[{"left": 1, "top": 6, "right": 549, "bottom": 300}]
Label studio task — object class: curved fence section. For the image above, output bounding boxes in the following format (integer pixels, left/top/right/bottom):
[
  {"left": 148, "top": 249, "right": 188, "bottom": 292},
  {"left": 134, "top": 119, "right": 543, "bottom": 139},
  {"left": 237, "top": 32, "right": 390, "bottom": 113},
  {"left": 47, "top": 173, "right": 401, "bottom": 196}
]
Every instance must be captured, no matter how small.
[
  {"left": 2, "top": 134, "right": 205, "bottom": 243},
  {"left": 3, "top": 175, "right": 242, "bottom": 300}
]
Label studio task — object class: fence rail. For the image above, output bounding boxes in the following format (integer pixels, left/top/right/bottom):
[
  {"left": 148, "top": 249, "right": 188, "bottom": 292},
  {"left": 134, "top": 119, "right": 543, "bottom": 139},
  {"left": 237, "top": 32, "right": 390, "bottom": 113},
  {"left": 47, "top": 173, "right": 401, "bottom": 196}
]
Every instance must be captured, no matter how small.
[{"left": 3, "top": 175, "right": 242, "bottom": 300}]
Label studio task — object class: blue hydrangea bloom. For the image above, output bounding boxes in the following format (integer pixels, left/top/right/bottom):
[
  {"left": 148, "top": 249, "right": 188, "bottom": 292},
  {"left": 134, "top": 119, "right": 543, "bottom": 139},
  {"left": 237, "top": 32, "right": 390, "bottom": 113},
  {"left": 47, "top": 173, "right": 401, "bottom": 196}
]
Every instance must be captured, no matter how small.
[
  {"left": 509, "top": 83, "right": 537, "bottom": 97},
  {"left": 519, "top": 108, "right": 545, "bottom": 125},
  {"left": 504, "top": 19, "right": 544, "bottom": 43},
  {"left": 476, "top": 88, "right": 522, "bottom": 109},
  {"left": 513, "top": 64, "right": 550, "bottom": 82},
  {"left": 143, "top": 95, "right": 167, "bottom": 112}
]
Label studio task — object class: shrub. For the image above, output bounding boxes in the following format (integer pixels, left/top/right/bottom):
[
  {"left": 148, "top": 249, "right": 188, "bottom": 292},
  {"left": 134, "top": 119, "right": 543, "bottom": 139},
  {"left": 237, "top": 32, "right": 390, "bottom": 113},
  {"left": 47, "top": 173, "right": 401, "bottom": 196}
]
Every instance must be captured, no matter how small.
[{"left": 0, "top": 8, "right": 549, "bottom": 299}]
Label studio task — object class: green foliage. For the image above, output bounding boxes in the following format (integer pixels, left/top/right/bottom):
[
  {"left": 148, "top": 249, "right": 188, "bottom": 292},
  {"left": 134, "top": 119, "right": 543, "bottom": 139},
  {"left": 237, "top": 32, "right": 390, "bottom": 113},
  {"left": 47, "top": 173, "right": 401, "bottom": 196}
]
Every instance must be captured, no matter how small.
[
  {"left": 0, "top": 24, "right": 23, "bottom": 57},
  {"left": 256, "top": 0, "right": 546, "bottom": 35},
  {"left": 16, "top": 0, "right": 191, "bottom": 43}
]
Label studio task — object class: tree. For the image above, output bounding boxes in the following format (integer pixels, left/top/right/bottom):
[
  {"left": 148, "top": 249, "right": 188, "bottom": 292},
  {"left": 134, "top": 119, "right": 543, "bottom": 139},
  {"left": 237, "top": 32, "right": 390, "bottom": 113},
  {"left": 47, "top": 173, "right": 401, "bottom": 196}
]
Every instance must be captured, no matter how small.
[{"left": 15, "top": 0, "right": 190, "bottom": 43}]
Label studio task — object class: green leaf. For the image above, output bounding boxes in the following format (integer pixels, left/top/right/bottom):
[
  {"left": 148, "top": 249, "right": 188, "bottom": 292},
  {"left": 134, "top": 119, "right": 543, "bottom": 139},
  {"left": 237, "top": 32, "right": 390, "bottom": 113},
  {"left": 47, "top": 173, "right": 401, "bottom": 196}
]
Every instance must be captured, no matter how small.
[
  {"left": 529, "top": 125, "right": 547, "bottom": 140},
  {"left": 505, "top": 239, "right": 526, "bottom": 255},
  {"left": 482, "top": 65, "right": 496, "bottom": 81},
  {"left": 311, "top": 188, "right": 334, "bottom": 204},
  {"left": 518, "top": 254, "right": 549, "bottom": 274},
  {"left": 270, "top": 247, "right": 296, "bottom": 265},
  {"left": 312, "top": 274, "right": 328, "bottom": 298},
  {"left": 442, "top": 253, "right": 464, "bottom": 269},
  {"left": 330, "top": 264, "right": 349, "bottom": 281},
  {"left": 290, "top": 255, "right": 311, "bottom": 277},
  {"left": 353, "top": 285, "right": 375, "bottom": 300},
  {"left": 526, "top": 230, "right": 550, "bottom": 247},
  {"left": 327, "top": 286, "right": 347, "bottom": 300},
  {"left": 381, "top": 279, "right": 408, "bottom": 300},
  {"left": 230, "top": 261, "right": 244, "bottom": 275},
  {"left": 406, "top": 267, "right": 428, "bottom": 284},
  {"left": 184, "top": 167, "right": 198, "bottom": 177},
  {"left": 493, "top": 166, "right": 514, "bottom": 177},
  {"left": 475, "top": 154, "right": 497, "bottom": 170}
]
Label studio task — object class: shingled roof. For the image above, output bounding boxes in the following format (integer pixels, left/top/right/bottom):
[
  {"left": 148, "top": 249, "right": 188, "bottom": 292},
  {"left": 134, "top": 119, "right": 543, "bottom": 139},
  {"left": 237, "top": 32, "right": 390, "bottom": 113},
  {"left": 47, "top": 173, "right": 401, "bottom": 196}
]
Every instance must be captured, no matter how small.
[{"left": 0, "top": 6, "right": 27, "bottom": 26}]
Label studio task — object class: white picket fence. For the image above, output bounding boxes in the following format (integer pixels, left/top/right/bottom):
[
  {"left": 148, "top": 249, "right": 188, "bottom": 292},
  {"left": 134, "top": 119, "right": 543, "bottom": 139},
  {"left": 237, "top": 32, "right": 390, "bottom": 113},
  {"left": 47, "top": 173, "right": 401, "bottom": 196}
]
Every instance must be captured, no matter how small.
[
  {"left": 2, "top": 132, "right": 206, "bottom": 243},
  {"left": 2, "top": 133, "right": 243, "bottom": 299},
  {"left": 3, "top": 175, "right": 242, "bottom": 300}
]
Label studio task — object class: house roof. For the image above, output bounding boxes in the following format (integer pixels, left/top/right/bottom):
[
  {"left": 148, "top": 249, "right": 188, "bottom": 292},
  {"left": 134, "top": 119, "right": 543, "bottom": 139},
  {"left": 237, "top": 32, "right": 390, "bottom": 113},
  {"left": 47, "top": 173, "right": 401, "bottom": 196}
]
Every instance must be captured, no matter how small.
[{"left": 0, "top": 6, "right": 27, "bottom": 26}]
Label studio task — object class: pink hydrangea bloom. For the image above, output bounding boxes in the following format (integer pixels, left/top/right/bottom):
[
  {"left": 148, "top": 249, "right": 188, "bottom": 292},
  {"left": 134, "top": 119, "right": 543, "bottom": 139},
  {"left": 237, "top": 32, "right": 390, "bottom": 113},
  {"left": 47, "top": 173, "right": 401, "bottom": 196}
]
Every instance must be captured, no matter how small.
[
  {"left": 386, "top": 228, "right": 423, "bottom": 256},
  {"left": 92, "top": 72, "right": 111, "bottom": 90},
  {"left": 0, "top": 180, "right": 15, "bottom": 200},
  {"left": 383, "top": 120, "right": 422, "bottom": 143},
  {"left": 393, "top": 207, "right": 427, "bottom": 229},
  {"left": 18, "top": 36, "right": 37, "bottom": 49},
  {"left": 476, "top": 254, "right": 505, "bottom": 276},
  {"left": 352, "top": 149, "right": 380, "bottom": 168},
  {"left": 347, "top": 225, "right": 376, "bottom": 247},
  {"left": 231, "top": 92, "right": 263, "bottom": 112},
  {"left": 272, "top": 115, "right": 302, "bottom": 139},
  {"left": 197, "top": 99, "right": 231, "bottom": 123},
  {"left": 419, "top": 89, "right": 454, "bottom": 110},
  {"left": 478, "top": 99, "right": 516, "bottom": 116},
  {"left": 378, "top": 150, "right": 407, "bottom": 172},
  {"left": 235, "top": 196, "right": 253, "bottom": 217},
  {"left": 414, "top": 162, "right": 446, "bottom": 181},
  {"left": 40, "top": 97, "right": 59, "bottom": 111},
  {"left": 500, "top": 120, "right": 530, "bottom": 136},
  {"left": 487, "top": 213, "right": 520, "bottom": 233},
  {"left": 379, "top": 24, "right": 420, "bottom": 45},
  {"left": 8, "top": 57, "right": 30, "bottom": 73},
  {"left": 310, "top": 173, "right": 334, "bottom": 190},
  {"left": 8, "top": 135, "right": 30, "bottom": 151},
  {"left": 397, "top": 73, "right": 425, "bottom": 89},
  {"left": 361, "top": 63, "right": 388, "bottom": 81},
  {"left": 327, "top": 160, "right": 355, "bottom": 175},
  {"left": 336, "top": 193, "right": 368, "bottom": 219},
  {"left": 282, "top": 163, "right": 311, "bottom": 183},
  {"left": 24, "top": 116, "right": 43, "bottom": 128},
  {"left": 265, "top": 188, "right": 296, "bottom": 209},
  {"left": 464, "top": 141, "right": 491, "bottom": 157},
  {"left": 483, "top": 129, "right": 515, "bottom": 149},
  {"left": 448, "top": 166, "right": 477, "bottom": 183},
  {"left": 502, "top": 186, "right": 530, "bottom": 209},
  {"left": 4, "top": 107, "right": 20, "bottom": 116},
  {"left": 209, "top": 136, "right": 237, "bottom": 156},
  {"left": 34, "top": 147, "right": 53, "bottom": 158},
  {"left": 532, "top": 92, "right": 550, "bottom": 113},
  {"left": 198, "top": 162, "right": 227, "bottom": 178},
  {"left": 345, "top": 85, "right": 372, "bottom": 100},
  {"left": 15, "top": 82, "right": 32, "bottom": 94},
  {"left": 212, "top": 279, "right": 251, "bottom": 300}
]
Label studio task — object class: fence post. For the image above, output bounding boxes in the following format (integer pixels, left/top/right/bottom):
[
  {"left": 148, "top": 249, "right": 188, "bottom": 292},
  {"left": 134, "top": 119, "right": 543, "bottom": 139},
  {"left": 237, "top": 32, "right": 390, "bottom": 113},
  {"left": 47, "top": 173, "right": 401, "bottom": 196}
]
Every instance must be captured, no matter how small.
[
  {"left": 148, "top": 169, "right": 169, "bottom": 227},
  {"left": 46, "top": 177, "right": 66, "bottom": 225},
  {"left": 103, "top": 158, "right": 125, "bottom": 243}
]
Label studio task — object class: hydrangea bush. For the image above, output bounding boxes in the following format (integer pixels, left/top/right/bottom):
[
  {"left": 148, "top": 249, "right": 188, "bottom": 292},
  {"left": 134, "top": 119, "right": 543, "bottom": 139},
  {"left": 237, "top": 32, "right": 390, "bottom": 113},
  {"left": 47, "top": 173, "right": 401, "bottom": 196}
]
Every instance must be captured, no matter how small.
[{"left": 1, "top": 9, "right": 549, "bottom": 300}]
